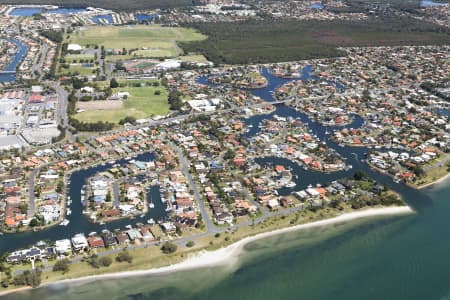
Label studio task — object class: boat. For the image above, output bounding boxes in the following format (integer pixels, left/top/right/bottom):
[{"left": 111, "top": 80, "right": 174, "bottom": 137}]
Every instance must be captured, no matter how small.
[
  {"left": 147, "top": 218, "right": 155, "bottom": 225},
  {"left": 88, "top": 232, "right": 97, "bottom": 236},
  {"left": 60, "top": 219, "right": 70, "bottom": 226},
  {"left": 99, "top": 221, "right": 105, "bottom": 225},
  {"left": 140, "top": 214, "right": 145, "bottom": 218},
  {"left": 149, "top": 197, "right": 155, "bottom": 208},
  {"left": 67, "top": 208, "right": 71, "bottom": 216},
  {"left": 125, "top": 224, "right": 132, "bottom": 229},
  {"left": 285, "top": 182, "right": 296, "bottom": 188}
]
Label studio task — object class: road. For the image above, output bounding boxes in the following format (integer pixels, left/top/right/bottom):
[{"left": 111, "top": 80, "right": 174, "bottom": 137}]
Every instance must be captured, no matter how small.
[
  {"left": 32, "top": 43, "right": 48, "bottom": 79},
  {"left": 27, "top": 168, "right": 39, "bottom": 217},
  {"left": 112, "top": 180, "right": 121, "bottom": 207},
  {"left": 171, "top": 142, "right": 220, "bottom": 234}
]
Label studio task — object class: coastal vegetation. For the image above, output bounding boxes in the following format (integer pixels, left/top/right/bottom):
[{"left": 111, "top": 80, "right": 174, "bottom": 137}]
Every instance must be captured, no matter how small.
[{"left": 180, "top": 17, "right": 450, "bottom": 64}]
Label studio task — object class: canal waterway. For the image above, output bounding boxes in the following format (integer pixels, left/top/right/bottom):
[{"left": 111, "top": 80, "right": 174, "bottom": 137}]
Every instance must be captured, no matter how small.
[{"left": 0, "top": 39, "right": 28, "bottom": 83}]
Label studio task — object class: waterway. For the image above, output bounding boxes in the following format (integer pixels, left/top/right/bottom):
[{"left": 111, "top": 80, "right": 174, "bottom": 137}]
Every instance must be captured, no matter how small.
[
  {"left": 0, "top": 39, "right": 28, "bottom": 83},
  {"left": 92, "top": 15, "right": 114, "bottom": 25},
  {"left": 9, "top": 7, "right": 87, "bottom": 17},
  {"left": 420, "top": 0, "right": 448, "bottom": 7},
  {"left": 1, "top": 65, "right": 448, "bottom": 299}
]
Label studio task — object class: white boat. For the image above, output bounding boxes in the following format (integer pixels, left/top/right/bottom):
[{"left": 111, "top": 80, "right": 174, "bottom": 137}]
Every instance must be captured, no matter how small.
[
  {"left": 125, "top": 224, "right": 132, "bottom": 229},
  {"left": 99, "top": 221, "right": 105, "bottom": 225},
  {"left": 67, "top": 208, "right": 72, "bottom": 216},
  {"left": 88, "top": 232, "right": 97, "bottom": 236},
  {"left": 147, "top": 218, "right": 155, "bottom": 225},
  {"left": 60, "top": 219, "right": 70, "bottom": 226},
  {"left": 140, "top": 214, "right": 145, "bottom": 218},
  {"left": 285, "top": 182, "right": 296, "bottom": 188}
]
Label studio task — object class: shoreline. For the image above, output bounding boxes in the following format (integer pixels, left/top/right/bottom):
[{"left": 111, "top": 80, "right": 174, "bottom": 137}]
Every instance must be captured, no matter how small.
[
  {"left": 416, "top": 173, "right": 450, "bottom": 190},
  {"left": 0, "top": 206, "right": 413, "bottom": 296}
]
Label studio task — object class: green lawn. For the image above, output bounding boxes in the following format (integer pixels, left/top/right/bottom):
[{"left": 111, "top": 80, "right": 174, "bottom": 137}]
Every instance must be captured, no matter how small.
[
  {"left": 59, "top": 64, "right": 96, "bottom": 76},
  {"left": 74, "top": 84, "right": 169, "bottom": 123},
  {"left": 64, "top": 54, "right": 95, "bottom": 63},
  {"left": 71, "top": 25, "right": 206, "bottom": 57}
]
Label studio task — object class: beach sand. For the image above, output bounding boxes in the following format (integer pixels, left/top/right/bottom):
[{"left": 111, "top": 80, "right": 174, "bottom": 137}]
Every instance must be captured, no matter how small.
[{"left": 13, "top": 206, "right": 412, "bottom": 291}]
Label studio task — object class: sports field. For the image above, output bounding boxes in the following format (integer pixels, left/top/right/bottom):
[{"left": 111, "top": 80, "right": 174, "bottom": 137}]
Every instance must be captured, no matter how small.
[
  {"left": 70, "top": 25, "right": 206, "bottom": 59},
  {"left": 74, "top": 84, "right": 169, "bottom": 123}
]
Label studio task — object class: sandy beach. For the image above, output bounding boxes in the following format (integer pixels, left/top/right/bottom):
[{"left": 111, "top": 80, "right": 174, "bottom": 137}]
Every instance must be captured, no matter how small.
[{"left": 6, "top": 206, "right": 410, "bottom": 292}]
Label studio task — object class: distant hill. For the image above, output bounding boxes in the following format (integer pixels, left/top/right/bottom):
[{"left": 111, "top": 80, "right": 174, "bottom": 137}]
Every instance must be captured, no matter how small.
[{"left": 0, "top": 0, "right": 192, "bottom": 11}]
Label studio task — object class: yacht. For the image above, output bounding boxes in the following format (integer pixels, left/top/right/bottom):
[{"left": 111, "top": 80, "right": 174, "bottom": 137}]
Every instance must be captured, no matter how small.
[
  {"left": 285, "top": 182, "right": 296, "bottom": 188},
  {"left": 67, "top": 208, "right": 72, "bottom": 216},
  {"left": 147, "top": 218, "right": 155, "bottom": 225},
  {"left": 60, "top": 219, "right": 70, "bottom": 226}
]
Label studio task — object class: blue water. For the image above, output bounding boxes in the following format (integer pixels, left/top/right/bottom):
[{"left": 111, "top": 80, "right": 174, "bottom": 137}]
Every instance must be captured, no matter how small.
[
  {"left": 420, "top": 0, "right": 447, "bottom": 7},
  {"left": 311, "top": 3, "right": 325, "bottom": 9},
  {"left": 9, "top": 7, "right": 87, "bottom": 17},
  {"left": 135, "top": 14, "right": 158, "bottom": 22},
  {"left": 92, "top": 14, "right": 114, "bottom": 24},
  {"left": 0, "top": 39, "right": 28, "bottom": 83}
]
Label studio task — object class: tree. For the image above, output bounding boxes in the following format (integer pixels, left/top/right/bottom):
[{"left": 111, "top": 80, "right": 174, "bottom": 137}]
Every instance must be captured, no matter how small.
[
  {"left": 186, "top": 241, "right": 195, "bottom": 247},
  {"left": 29, "top": 218, "right": 39, "bottom": 227},
  {"left": 353, "top": 170, "right": 366, "bottom": 180},
  {"left": 110, "top": 78, "right": 119, "bottom": 89},
  {"left": 86, "top": 254, "right": 100, "bottom": 268},
  {"left": 168, "top": 89, "right": 183, "bottom": 110},
  {"left": 161, "top": 242, "right": 177, "bottom": 254},
  {"left": 116, "top": 251, "right": 133, "bottom": 263},
  {"left": 53, "top": 259, "right": 70, "bottom": 273},
  {"left": 99, "top": 256, "right": 112, "bottom": 267},
  {"left": 106, "top": 191, "right": 112, "bottom": 202},
  {"left": 224, "top": 149, "right": 235, "bottom": 160},
  {"left": 13, "top": 270, "right": 41, "bottom": 287}
]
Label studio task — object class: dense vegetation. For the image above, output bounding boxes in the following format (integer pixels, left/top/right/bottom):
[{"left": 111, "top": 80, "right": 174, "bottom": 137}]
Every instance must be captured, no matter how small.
[
  {"left": 40, "top": 30, "right": 63, "bottom": 43},
  {"left": 180, "top": 17, "right": 450, "bottom": 65},
  {"left": 0, "top": 0, "right": 190, "bottom": 11}
]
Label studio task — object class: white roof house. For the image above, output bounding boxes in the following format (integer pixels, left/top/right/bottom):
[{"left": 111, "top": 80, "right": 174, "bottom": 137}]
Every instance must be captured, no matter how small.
[{"left": 55, "top": 239, "right": 72, "bottom": 254}]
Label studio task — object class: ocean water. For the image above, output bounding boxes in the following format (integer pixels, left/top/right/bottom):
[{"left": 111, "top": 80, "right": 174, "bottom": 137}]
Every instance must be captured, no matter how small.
[{"left": 5, "top": 179, "right": 450, "bottom": 300}]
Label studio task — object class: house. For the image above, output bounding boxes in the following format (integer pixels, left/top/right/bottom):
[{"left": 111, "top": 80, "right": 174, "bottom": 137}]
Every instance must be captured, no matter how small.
[
  {"left": 71, "top": 234, "right": 89, "bottom": 252},
  {"left": 87, "top": 236, "right": 105, "bottom": 248},
  {"left": 55, "top": 239, "right": 72, "bottom": 255}
]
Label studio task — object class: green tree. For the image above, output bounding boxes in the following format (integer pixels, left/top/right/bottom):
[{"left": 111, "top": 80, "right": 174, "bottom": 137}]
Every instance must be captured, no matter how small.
[
  {"left": 116, "top": 251, "right": 133, "bottom": 263},
  {"left": 161, "top": 242, "right": 177, "bottom": 254},
  {"left": 53, "top": 259, "right": 70, "bottom": 274},
  {"left": 99, "top": 256, "right": 112, "bottom": 267},
  {"left": 110, "top": 78, "right": 119, "bottom": 89}
]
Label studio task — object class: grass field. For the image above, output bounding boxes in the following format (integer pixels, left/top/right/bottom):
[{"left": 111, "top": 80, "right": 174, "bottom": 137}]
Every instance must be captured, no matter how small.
[
  {"left": 74, "top": 84, "right": 169, "bottom": 123},
  {"left": 64, "top": 54, "right": 95, "bottom": 63},
  {"left": 70, "top": 25, "right": 206, "bottom": 60},
  {"left": 59, "top": 64, "right": 96, "bottom": 76}
]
